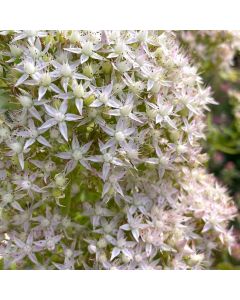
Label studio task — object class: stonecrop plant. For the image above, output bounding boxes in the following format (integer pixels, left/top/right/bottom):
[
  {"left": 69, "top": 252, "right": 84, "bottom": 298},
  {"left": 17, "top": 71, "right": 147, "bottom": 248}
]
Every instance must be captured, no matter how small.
[
  {"left": 0, "top": 30, "right": 237, "bottom": 270},
  {"left": 178, "top": 31, "right": 240, "bottom": 79}
]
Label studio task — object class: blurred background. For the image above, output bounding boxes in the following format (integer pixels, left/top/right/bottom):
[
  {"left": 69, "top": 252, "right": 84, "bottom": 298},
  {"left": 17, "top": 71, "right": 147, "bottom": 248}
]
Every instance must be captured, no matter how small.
[{"left": 178, "top": 31, "right": 240, "bottom": 269}]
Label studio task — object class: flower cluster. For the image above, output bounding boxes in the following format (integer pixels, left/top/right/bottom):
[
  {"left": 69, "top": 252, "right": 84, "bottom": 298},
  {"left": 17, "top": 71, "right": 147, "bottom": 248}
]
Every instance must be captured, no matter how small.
[
  {"left": 178, "top": 31, "right": 240, "bottom": 76},
  {"left": 0, "top": 30, "right": 236, "bottom": 269}
]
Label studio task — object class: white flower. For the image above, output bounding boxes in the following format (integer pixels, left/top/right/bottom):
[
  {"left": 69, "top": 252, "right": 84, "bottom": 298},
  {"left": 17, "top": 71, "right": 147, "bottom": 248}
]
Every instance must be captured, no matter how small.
[
  {"left": 100, "top": 118, "right": 135, "bottom": 150},
  {"left": 0, "top": 30, "right": 236, "bottom": 270},
  {"left": 56, "top": 135, "right": 93, "bottom": 173},
  {"left": 64, "top": 41, "right": 104, "bottom": 64},
  {"left": 38, "top": 100, "right": 82, "bottom": 141}
]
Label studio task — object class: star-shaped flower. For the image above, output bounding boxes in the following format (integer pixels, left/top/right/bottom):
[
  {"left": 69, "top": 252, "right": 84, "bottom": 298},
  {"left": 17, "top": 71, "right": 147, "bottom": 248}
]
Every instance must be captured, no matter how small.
[{"left": 38, "top": 100, "right": 82, "bottom": 141}]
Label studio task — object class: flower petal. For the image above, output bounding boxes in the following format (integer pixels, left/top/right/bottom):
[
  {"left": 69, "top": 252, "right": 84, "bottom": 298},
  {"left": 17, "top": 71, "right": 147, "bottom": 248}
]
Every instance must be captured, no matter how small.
[
  {"left": 111, "top": 247, "right": 120, "bottom": 260},
  {"left": 38, "top": 86, "right": 47, "bottom": 101},
  {"left": 59, "top": 122, "right": 68, "bottom": 141},
  {"left": 18, "top": 153, "right": 24, "bottom": 170},
  {"left": 15, "top": 74, "right": 29, "bottom": 87},
  {"left": 37, "top": 136, "right": 52, "bottom": 148},
  {"left": 44, "top": 104, "right": 58, "bottom": 117},
  {"left": 38, "top": 118, "right": 57, "bottom": 131},
  {"left": 75, "top": 98, "right": 83, "bottom": 115},
  {"left": 65, "top": 113, "right": 82, "bottom": 121},
  {"left": 29, "top": 106, "right": 42, "bottom": 122}
]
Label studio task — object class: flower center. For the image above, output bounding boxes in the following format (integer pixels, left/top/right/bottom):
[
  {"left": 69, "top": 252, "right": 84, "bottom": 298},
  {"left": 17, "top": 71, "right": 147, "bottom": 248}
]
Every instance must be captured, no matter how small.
[
  {"left": 65, "top": 249, "right": 73, "bottom": 258},
  {"left": 0, "top": 127, "right": 10, "bottom": 139},
  {"left": 115, "top": 131, "right": 125, "bottom": 142},
  {"left": 99, "top": 95, "right": 108, "bottom": 104},
  {"left": 21, "top": 180, "right": 32, "bottom": 190},
  {"left": 41, "top": 219, "right": 50, "bottom": 227},
  {"left": 30, "top": 129, "right": 38, "bottom": 138},
  {"left": 81, "top": 42, "right": 94, "bottom": 56},
  {"left": 73, "top": 85, "right": 85, "bottom": 98},
  {"left": 103, "top": 224, "right": 112, "bottom": 233},
  {"left": 55, "top": 112, "right": 65, "bottom": 122},
  {"left": 3, "top": 193, "right": 13, "bottom": 203},
  {"left": 55, "top": 175, "right": 66, "bottom": 187},
  {"left": 24, "top": 245, "right": 32, "bottom": 254},
  {"left": 44, "top": 161, "right": 56, "bottom": 172},
  {"left": 41, "top": 73, "right": 51, "bottom": 87},
  {"left": 19, "top": 96, "right": 32, "bottom": 108},
  {"left": 46, "top": 239, "right": 55, "bottom": 251},
  {"left": 61, "top": 64, "right": 72, "bottom": 77},
  {"left": 103, "top": 153, "right": 112, "bottom": 163},
  {"left": 159, "top": 156, "right": 169, "bottom": 166},
  {"left": 88, "top": 109, "right": 97, "bottom": 119},
  {"left": 25, "top": 30, "right": 37, "bottom": 37},
  {"left": 24, "top": 62, "right": 36, "bottom": 75},
  {"left": 72, "top": 150, "right": 83, "bottom": 160},
  {"left": 120, "top": 105, "right": 131, "bottom": 117},
  {"left": 10, "top": 142, "right": 23, "bottom": 154}
]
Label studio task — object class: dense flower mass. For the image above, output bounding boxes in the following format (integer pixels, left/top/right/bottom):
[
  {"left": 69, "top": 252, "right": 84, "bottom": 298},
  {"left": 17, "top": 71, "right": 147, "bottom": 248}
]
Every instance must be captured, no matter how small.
[
  {"left": 178, "top": 31, "right": 240, "bottom": 76},
  {"left": 0, "top": 30, "right": 236, "bottom": 269}
]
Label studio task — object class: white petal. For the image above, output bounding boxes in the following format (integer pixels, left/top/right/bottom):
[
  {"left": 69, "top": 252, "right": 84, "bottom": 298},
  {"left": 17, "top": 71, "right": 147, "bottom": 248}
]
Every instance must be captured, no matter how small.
[
  {"left": 50, "top": 83, "right": 62, "bottom": 93},
  {"left": 56, "top": 152, "right": 72, "bottom": 159},
  {"left": 132, "top": 229, "right": 139, "bottom": 242},
  {"left": 27, "top": 232, "right": 33, "bottom": 245},
  {"left": 102, "top": 182, "right": 111, "bottom": 197},
  {"left": 44, "top": 104, "right": 58, "bottom": 117},
  {"left": 15, "top": 74, "right": 29, "bottom": 87},
  {"left": 28, "top": 253, "right": 39, "bottom": 265},
  {"left": 91, "top": 53, "right": 105, "bottom": 61},
  {"left": 38, "top": 86, "right": 47, "bottom": 101},
  {"left": 120, "top": 224, "right": 130, "bottom": 231},
  {"left": 114, "top": 182, "right": 124, "bottom": 196},
  {"left": 164, "top": 116, "right": 177, "bottom": 129},
  {"left": 111, "top": 247, "right": 120, "bottom": 260},
  {"left": 71, "top": 135, "right": 80, "bottom": 150},
  {"left": 130, "top": 113, "right": 143, "bottom": 123},
  {"left": 80, "top": 160, "right": 92, "bottom": 170},
  {"left": 64, "top": 47, "right": 81, "bottom": 54},
  {"left": 65, "top": 113, "right": 81, "bottom": 121},
  {"left": 147, "top": 80, "right": 154, "bottom": 91},
  {"left": 29, "top": 106, "right": 42, "bottom": 122},
  {"left": 88, "top": 155, "right": 103, "bottom": 162},
  {"left": 107, "top": 109, "right": 120, "bottom": 116},
  {"left": 14, "top": 237, "right": 25, "bottom": 248},
  {"left": 100, "top": 124, "right": 114, "bottom": 136},
  {"left": 38, "top": 118, "right": 57, "bottom": 130},
  {"left": 37, "top": 136, "right": 51, "bottom": 148},
  {"left": 146, "top": 244, "right": 152, "bottom": 257},
  {"left": 145, "top": 158, "right": 159, "bottom": 164},
  {"left": 102, "top": 162, "right": 110, "bottom": 181},
  {"left": 60, "top": 100, "right": 68, "bottom": 114},
  {"left": 122, "top": 248, "right": 132, "bottom": 258},
  {"left": 62, "top": 77, "right": 69, "bottom": 93},
  {"left": 90, "top": 100, "right": 103, "bottom": 108},
  {"left": 81, "top": 141, "right": 93, "bottom": 153},
  {"left": 156, "top": 114, "right": 163, "bottom": 124},
  {"left": 74, "top": 73, "right": 90, "bottom": 80},
  {"left": 65, "top": 160, "right": 78, "bottom": 173},
  {"left": 18, "top": 153, "right": 24, "bottom": 170},
  {"left": 80, "top": 54, "right": 89, "bottom": 64},
  {"left": 11, "top": 201, "right": 24, "bottom": 212},
  {"left": 101, "top": 139, "right": 115, "bottom": 150},
  {"left": 75, "top": 98, "right": 83, "bottom": 115},
  {"left": 59, "top": 122, "right": 68, "bottom": 141},
  {"left": 24, "top": 138, "right": 35, "bottom": 150},
  {"left": 108, "top": 99, "right": 121, "bottom": 108},
  {"left": 32, "top": 184, "right": 43, "bottom": 193}
]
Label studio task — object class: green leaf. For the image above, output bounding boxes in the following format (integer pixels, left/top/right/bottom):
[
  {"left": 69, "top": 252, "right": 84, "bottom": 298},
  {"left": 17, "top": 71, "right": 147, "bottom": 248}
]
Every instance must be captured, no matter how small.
[{"left": 0, "top": 89, "right": 18, "bottom": 110}]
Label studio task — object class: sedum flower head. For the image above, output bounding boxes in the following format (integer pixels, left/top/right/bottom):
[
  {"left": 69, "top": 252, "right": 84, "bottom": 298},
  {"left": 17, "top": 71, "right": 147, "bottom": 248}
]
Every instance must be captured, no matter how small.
[{"left": 0, "top": 30, "right": 236, "bottom": 270}]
